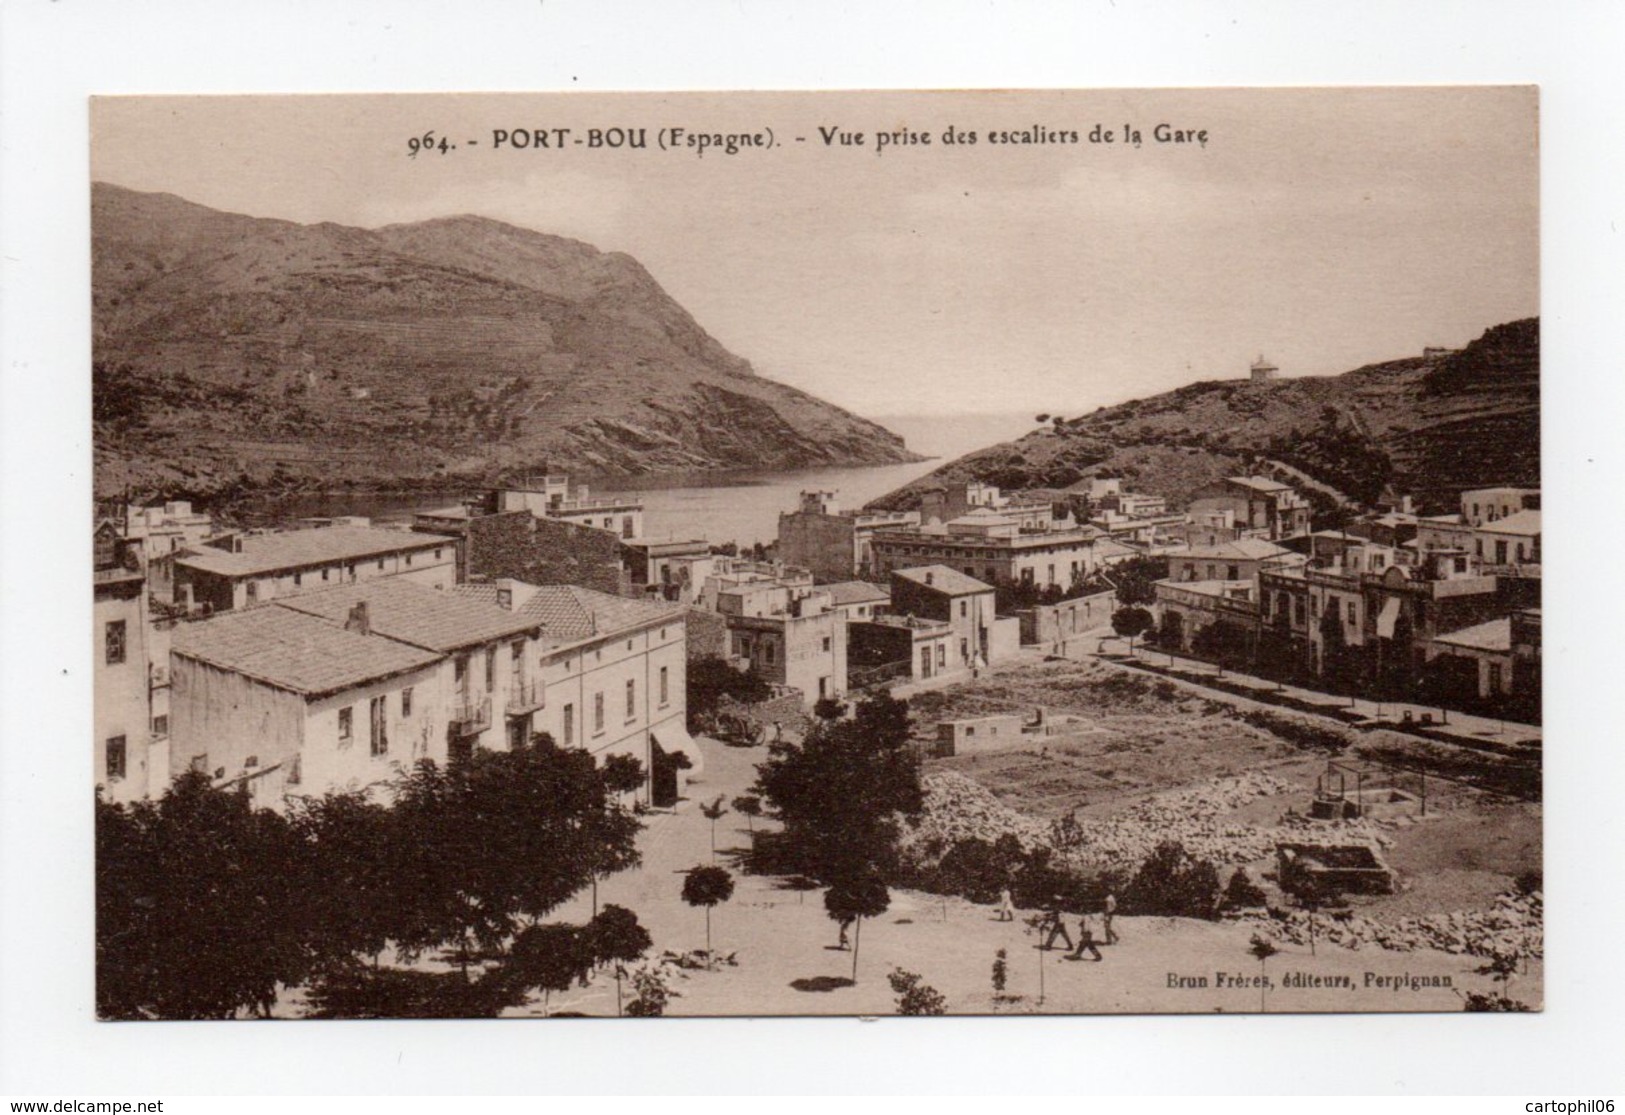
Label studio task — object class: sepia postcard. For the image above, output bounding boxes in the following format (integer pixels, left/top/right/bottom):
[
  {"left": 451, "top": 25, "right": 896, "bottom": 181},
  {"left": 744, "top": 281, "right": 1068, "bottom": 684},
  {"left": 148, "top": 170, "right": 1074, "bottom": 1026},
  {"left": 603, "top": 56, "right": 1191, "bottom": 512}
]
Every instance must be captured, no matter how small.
[{"left": 90, "top": 88, "right": 1541, "bottom": 1021}]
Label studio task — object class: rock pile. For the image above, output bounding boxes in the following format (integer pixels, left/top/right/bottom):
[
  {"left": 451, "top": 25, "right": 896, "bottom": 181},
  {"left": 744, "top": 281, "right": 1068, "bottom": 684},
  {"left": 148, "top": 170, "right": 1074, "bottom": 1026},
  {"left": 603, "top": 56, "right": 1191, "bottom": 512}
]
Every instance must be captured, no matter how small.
[
  {"left": 902, "top": 770, "right": 1387, "bottom": 874},
  {"left": 1258, "top": 891, "right": 1543, "bottom": 959}
]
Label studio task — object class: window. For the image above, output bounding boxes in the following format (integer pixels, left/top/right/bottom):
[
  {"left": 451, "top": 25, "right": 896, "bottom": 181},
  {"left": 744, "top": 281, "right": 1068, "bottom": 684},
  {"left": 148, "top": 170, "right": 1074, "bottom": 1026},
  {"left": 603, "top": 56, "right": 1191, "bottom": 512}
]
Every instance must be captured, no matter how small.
[
  {"left": 1346, "top": 601, "right": 1357, "bottom": 625},
  {"left": 958, "top": 638, "right": 968, "bottom": 663},
  {"left": 764, "top": 641, "right": 776, "bottom": 665},
  {"left": 402, "top": 686, "right": 413, "bottom": 717},
  {"left": 294, "top": 572, "right": 303, "bottom": 587},
  {"left": 593, "top": 692, "right": 605, "bottom": 734},
  {"left": 405, "top": 553, "right": 413, "bottom": 566},
  {"left": 287, "top": 755, "right": 302, "bottom": 786},
  {"left": 507, "top": 719, "right": 529, "bottom": 750},
  {"left": 246, "top": 581, "right": 259, "bottom": 602},
  {"left": 822, "top": 636, "right": 831, "bottom": 653},
  {"left": 627, "top": 639, "right": 634, "bottom": 651},
  {"left": 511, "top": 640, "right": 525, "bottom": 682},
  {"left": 819, "top": 677, "right": 829, "bottom": 698},
  {"left": 455, "top": 654, "right": 470, "bottom": 694},
  {"left": 105, "top": 620, "right": 127, "bottom": 665},
  {"left": 378, "top": 558, "right": 385, "bottom": 570},
  {"left": 622, "top": 516, "right": 635, "bottom": 539},
  {"left": 660, "top": 666, "right": 669, "bottom": 706},
  {"left": 435, "top": 548, "right": 443, "bottom": 561},
  {"left": 960, "top": 600, "right": 968, "bottom": 618},
  {"left": 938, "top": 644, "right": 947, "bottom": 668},
  {"left": 485, "top": 647, "right": 496, "bottom": 691},
  {"left": 152, "top": 714, "right": 169, "bottom": 738},
  {"left": 338, "top": 707, "right": 353, "bottom": 747},
  {"left": 369, "top": 696, "right": 388, "bottom": 756},
  {"left": 626, "top": 679, "right": 637, "bottom": 720},
  {"left": 563, "top": 703, "right": 575, "bottom": 745},
  {"left": 1227, "top": 565, "right": 1240, "bottom": 580},
  {"left": 322, "top": 567, "right": 330, "bottom": 581},
  {"left": 105, "top": 736, "right": 126, "bottom": 781}
]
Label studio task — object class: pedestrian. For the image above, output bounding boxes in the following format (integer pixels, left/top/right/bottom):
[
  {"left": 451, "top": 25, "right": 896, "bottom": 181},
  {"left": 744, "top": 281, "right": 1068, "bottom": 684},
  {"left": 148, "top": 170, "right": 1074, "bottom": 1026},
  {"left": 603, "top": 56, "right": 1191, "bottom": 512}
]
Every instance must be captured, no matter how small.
[
  {"left": 995, "top": 886, "right": 1016, "bottom": 922},
  {"left": 1041, "top": 900, "right": 1074, "bottom": 952},
  {"left": 1103, "top": 892, "right": 1119, "bottom": 945},
  {"left": 1069, "top": 915, "right": 1104, "bottom": 962},
  {"left": 837, "top": 915, "right": 854, "bottom": 950}
]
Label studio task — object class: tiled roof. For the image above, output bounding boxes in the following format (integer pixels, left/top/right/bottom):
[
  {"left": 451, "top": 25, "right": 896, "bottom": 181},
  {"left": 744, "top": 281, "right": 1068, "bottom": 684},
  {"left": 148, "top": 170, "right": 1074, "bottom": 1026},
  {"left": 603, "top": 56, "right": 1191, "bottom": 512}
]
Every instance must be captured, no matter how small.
[
  {"left": 1226, "top": 475, "right": 1292, "bottom": 493},
  {"left": 172, "top": 606, "right": 441, "bottom": 697},
  {"left": 517, "top": 584, "right": 683, "bottom": 642},
  {"left": 1178, "top": 538, "right": 1293, "bottom": 561},
  {"left": 1479, "top": 509, "right": 1541, "bottom": 536},
  {"left": 276, "top": 579, "right": 541, "bottom": 653},
  {"left": 823, "top": 581, "right": 890, "bottom": 607},
  {"left": 176, "top": 526, "right": 453, "bottom": 577},
  {"left": 1434, "top": 617, "right": 1513, "bottom": 653},
  {"left": 454, "top": 582, "right": 683, "bottom": 643},
  {"left": 892, "top": 565, "right": 993, "bottom": 596}
]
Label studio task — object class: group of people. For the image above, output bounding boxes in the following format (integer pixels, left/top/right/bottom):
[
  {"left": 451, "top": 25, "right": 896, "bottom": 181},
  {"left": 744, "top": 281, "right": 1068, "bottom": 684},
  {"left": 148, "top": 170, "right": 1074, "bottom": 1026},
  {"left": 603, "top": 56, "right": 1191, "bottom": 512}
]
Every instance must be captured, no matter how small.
[{"left": 995, "top": 889, "right": 1120, "bottom": 962}]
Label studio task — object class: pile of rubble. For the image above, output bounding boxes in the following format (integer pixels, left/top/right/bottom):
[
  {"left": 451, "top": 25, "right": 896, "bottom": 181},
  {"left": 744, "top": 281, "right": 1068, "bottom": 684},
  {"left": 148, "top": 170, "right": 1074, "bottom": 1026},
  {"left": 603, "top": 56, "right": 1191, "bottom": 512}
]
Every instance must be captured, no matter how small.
[
  {"left": 1258, "top": 890, "right": 1544, "bottom": 959},
  {"left": 898, "top": 772, "right": 1051, "bottom": 859},
  {"left": 901, "top": 770, "right": 1387, "bottom": 874}
]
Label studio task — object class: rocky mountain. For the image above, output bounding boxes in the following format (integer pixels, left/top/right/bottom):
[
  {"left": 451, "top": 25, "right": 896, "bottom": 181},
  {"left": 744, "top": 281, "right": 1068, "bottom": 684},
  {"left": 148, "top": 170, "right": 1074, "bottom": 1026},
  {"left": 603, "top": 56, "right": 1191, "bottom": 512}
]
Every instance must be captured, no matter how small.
[
  {"left": 92, "top": 183, "right": 919, "bottom": 503},
  {"left": 870, "top": 319, "right": 1539, "bottom": 517}
]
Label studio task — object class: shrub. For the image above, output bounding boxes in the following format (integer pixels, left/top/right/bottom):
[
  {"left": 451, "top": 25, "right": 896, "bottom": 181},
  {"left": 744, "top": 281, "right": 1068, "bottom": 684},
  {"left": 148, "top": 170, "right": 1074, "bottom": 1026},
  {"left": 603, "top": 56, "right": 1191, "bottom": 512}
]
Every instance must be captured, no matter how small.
[
  {"left": 1223, "top": 868, "right": 1269, "bottom": 910},
  {"left": 991, "top": 949, "right": 1008, "bottom": 995},
  {"left": 1122, "top": 840, "right": 1221, "bottom": 920},
  {"left": 888, "top": 967, "right": 947, "bottom": 1015}
]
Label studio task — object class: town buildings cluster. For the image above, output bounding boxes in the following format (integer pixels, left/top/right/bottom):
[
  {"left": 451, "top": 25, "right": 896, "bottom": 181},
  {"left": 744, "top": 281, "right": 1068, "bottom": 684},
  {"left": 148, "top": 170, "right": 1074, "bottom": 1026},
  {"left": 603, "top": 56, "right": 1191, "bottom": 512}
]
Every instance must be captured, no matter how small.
[{"left": 95, "top": 463, "right": 1542, "bottom": 811}]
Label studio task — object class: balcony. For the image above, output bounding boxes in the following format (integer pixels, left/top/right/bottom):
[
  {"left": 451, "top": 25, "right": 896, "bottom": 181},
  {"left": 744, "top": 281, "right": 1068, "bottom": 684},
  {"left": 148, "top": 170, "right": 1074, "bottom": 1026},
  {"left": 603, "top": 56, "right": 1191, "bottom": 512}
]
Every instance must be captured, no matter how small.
[
  {"left": 448, "top": 697, "right": 492, "bottom": 736},
  {"left": 506, "top": 679, "right": 545, "bottom": 715}
]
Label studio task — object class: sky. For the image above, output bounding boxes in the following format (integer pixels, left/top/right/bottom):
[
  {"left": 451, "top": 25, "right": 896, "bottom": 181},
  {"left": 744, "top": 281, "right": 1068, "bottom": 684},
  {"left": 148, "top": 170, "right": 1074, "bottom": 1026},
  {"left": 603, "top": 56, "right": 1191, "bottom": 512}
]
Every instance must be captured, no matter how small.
[{"left": 90, "top": 88, "right": 1538, "bottom": 422}]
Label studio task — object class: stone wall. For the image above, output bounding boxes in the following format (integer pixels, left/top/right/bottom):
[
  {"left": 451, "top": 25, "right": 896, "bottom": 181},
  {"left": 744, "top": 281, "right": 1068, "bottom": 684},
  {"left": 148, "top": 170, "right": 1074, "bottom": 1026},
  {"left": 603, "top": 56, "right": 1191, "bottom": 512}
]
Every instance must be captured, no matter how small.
[
  {"left": 467, "top": 512, "right": 627, "bottom": 595},
  {"left": 684, "top": 607, "right": 731, "bottom": 662}
]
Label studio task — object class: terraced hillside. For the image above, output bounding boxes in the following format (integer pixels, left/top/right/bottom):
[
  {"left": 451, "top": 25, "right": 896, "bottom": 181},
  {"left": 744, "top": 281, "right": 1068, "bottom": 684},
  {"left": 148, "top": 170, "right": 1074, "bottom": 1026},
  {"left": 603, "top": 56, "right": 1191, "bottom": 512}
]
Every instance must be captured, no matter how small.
[
  {"left": 872, "top": 318, "right": 1538, "bottom": 516},
  {"left": 92, "top": 184, "right": 919, "bottom": 502}
]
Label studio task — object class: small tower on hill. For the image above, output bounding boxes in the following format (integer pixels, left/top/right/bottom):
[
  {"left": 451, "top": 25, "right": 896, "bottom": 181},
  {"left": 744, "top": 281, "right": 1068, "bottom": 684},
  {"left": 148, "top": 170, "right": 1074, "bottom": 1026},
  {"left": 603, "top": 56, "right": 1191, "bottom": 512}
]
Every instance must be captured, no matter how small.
[{"left": 1249, "top": 354, "right": 1279, "bottom": 383}]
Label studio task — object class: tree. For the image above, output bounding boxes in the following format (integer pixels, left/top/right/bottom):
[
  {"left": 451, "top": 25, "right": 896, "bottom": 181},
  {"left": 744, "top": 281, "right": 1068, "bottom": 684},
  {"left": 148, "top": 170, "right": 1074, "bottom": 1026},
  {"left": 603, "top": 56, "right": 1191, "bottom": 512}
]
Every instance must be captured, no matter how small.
[
  {"left": 681, "top": 865, "right": 735, "bottom": 958},
  {"left": 812, "top": 696, "right": 847, "bottom": 721},
  {"left": 1248, "top": 934, "right": 1280, "bottom": 1013},
  {"left": 1463, "top": 952, "right": 1532, "bottom": 1012},
  {"left": 1112, "top": 606, "right": 1155, "bottom": 653},
  {"left": 387, "top": 741, "right": 642, "bottom": 978},
  {"left": 824, "top": 870, "right": 891, "bottom": 984},
  {"left": 504, "top": 923, "right": 595, "bottom": 1016},
  {"left": 97, "top": 774, "right": 311, "bottom": 1020},
  {"left": 287, "top": 790, "right": 400, "bottom": 968},
  {"left": 700, "top": 795, "right": 729, "bottom": 861},
  {"left": 888, "top": 967, "right": 947, "bottom": 1015},
  {"left": 1296, "top": 876, "right": 1342, "bottom": 957},
  {"left": 732, "top": 794, "right": 763, "bottom": 834},
  {"left": 753, "top": 691, "right": 923, "bottom": 883},
  {"left": 585, "top": 904, "right": 653, "bottom": 1016},
  {"left": 1109, "top": 556, "right": 1168, "bottom": 607},
  {"left": 688, "top": 656, "right": 772, "bottom": 731},
  {"left": 1318, "top": 606, "right": 1350, "bottom": 691}
]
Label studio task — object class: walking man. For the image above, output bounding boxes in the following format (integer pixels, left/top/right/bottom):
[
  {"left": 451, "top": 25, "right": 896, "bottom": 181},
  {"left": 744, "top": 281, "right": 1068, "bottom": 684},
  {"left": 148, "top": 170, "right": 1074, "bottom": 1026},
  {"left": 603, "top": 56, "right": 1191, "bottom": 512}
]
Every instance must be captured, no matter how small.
[
  {"left": 1041, "top": 899, "right": 1074, "bottom": 952},
  {"left": 1103, "top": 892, "right": 1119, "bottom": 945},
  {"left": 1069, "top": 915, "right": 1104, "bottom": 962}
]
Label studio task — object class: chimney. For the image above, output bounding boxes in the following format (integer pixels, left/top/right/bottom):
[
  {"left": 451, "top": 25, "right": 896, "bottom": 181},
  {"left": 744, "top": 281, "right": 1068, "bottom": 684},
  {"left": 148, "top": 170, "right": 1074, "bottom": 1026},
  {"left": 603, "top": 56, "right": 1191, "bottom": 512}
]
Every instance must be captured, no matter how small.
[{"left": 345, "top": 600, "right": 371, "bottom": 636}]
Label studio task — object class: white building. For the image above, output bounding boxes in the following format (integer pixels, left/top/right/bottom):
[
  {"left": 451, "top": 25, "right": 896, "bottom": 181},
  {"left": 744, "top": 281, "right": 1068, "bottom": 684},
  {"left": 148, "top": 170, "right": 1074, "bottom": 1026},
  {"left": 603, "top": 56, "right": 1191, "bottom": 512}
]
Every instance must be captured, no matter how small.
[{"left": 174, "top": 524, "right": 456, "bottom": 613}]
